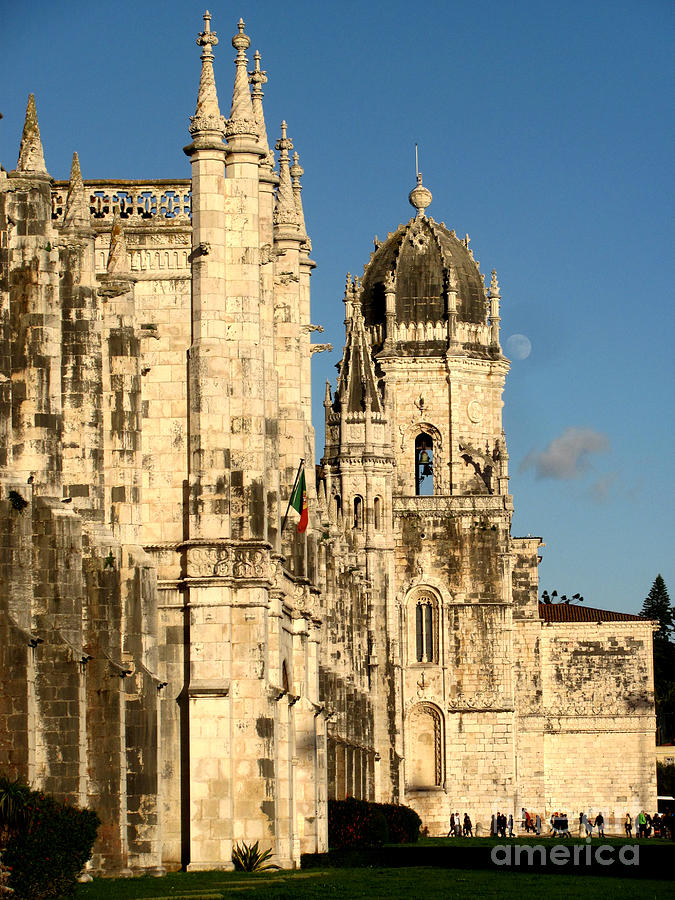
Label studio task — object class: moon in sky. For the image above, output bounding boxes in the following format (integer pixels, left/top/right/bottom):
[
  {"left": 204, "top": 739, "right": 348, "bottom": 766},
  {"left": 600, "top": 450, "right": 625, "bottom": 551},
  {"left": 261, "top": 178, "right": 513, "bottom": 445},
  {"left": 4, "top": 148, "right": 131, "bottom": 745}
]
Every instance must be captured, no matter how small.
[{"left": 505, "top": 333, "right": 532, "bottom": 360}]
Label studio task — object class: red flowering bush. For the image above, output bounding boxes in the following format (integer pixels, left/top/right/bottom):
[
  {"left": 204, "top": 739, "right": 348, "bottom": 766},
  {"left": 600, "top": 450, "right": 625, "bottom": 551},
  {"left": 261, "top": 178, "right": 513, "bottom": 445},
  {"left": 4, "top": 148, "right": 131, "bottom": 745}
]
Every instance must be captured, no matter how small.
[
  {"left": 328, "top": 798, "right": 421, "bottom": 849},
  {"left": 375, "top": 802, "right": 421, "bottom": 844},
  {"left": 329, "top": 798, "right": 388, "bottom": 849},
  {"left": 1, "top": 785, "right": 99, "bottom": 899}
]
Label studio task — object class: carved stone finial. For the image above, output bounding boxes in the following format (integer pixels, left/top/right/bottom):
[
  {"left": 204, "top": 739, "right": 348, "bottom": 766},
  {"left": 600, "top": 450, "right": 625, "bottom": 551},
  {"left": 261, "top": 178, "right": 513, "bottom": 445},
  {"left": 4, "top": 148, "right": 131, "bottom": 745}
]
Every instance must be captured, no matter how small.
[
  {"left": 248, "top": 50, "right": 271, "bottom": 160},
  {"left": 189, "top": 11, "right": 226, "bottom": 137},
  {"left": 16, "top": 94, "right": 48, "bottom": 175},
  {"left": 290, "top": 150, "right": 308, "bottom": 238},
  {"left": 489, "top": 269, "right": 500, "bottom": 299},
  {"left": 408, "top": 172, "right": 432, "bottom": 217},
  {"left": 233, "top": 18, "right": 249, "bottom": 52},
  {"left": 290, "top": 150, "right": 303, "bottom": 183},
  {"left": 274, "top": 121, "right": 300, "bottom": 227},
  {"left": 197, "top": 10, "right": 218, "bottom": 50},
  {"left": 226, "top": 18, "right": 258, "bottom": 140},
  {"left": 107, "top": 211, "right": 128, "bottom": 275},
  {"left": 63, "top": 151, "right": 89, "bottom": 228}
]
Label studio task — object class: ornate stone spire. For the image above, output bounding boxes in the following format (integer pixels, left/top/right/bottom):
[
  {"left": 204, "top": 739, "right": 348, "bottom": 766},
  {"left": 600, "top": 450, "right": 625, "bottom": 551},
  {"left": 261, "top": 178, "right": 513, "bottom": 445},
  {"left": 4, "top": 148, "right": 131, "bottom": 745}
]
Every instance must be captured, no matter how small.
[
  {"left": 408, "top": 173, "right": 432, "bottom": 217},
  {"left": 290, "top": 151, "right": 307, "bottom": 237},
  {"left": 343, "top": 273, "right": 354, "bottom": 327},
  {"left": 107, "top": 211, "right": 128, "bottom": 275},
  {"left": 63, "top": 152, "right": 90, "bottom": 228},
  {"left": 335, "top": 278, "right": 383, "bottom": 417},
  {"left": 226, "top": 18, "right": 257, "bottom": 140},
  {"left": 16, "top": 94, "right": 48, "bottom": 175},
  {"left": 248, "top": 50, "right": 272, "bottom": 163},
  {"left": 489, "top": 269, "right": 501, "bottom": 347},
  {"left": 189, "top": 10, "right": 226, "bottom": 138},
  {"left": 274, "top": 121, "right": 299, "bottom": 227}
]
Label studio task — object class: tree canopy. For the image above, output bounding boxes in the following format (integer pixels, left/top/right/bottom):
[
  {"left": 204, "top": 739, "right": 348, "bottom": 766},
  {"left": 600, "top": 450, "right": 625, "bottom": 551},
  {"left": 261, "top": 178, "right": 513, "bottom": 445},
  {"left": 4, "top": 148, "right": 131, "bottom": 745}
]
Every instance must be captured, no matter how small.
[
  {"left": 641, "top": 574, "right": 673, "bottom": 641},
  {"left": 641, "top": 575, "right": 675, "bottom": 745}
]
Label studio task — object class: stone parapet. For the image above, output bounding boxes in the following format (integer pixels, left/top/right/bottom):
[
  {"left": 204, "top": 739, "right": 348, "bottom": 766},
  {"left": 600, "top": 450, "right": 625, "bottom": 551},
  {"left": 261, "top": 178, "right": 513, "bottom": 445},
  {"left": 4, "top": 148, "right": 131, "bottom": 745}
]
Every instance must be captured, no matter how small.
[{"left": 51, "top": 180, "right": 191, "bottom": 226}]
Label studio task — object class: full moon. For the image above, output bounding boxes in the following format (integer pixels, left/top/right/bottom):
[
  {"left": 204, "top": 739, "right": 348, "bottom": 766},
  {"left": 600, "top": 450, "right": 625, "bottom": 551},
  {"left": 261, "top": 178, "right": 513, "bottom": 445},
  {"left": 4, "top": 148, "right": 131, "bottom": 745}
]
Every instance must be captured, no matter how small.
[{"left": 505, "top": 333, "right": 532, "bottom": 360}]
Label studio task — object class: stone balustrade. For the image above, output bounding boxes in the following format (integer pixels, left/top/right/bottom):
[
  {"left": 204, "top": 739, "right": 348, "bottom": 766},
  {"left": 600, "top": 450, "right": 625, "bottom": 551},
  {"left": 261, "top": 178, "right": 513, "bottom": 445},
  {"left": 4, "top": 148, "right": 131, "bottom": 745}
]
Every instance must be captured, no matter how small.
[{"left": 51, "top": 180, "right": 192, "bottom": 225}]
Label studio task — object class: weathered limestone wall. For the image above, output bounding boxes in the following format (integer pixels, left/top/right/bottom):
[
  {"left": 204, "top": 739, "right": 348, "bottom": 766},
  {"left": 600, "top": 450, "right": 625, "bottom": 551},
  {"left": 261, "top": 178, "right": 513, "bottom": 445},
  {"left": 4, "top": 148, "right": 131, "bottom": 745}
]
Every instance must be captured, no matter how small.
[{"left": 540, "top": 622, "right": 656, "bottom": 830}]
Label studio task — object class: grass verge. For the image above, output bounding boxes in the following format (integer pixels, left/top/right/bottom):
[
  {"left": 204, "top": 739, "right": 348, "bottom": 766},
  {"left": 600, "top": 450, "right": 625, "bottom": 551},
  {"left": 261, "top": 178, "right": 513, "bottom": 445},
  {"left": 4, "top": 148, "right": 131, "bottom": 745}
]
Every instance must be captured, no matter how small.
[{"left": 75, "top": 862, "right": 672, "bottom": 899}]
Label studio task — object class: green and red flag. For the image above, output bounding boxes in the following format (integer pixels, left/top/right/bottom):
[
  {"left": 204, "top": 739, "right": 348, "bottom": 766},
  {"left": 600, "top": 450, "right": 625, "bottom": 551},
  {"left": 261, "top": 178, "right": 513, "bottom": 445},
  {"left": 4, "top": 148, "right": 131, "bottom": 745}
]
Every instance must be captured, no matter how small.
[{"left": 289, "top": 467, "right": 308, "bottom": 533}]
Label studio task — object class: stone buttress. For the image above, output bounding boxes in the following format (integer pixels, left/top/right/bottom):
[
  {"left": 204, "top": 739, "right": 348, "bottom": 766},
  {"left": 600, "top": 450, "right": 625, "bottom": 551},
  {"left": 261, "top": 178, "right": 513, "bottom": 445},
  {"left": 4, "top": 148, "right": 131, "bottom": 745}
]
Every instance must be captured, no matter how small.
[{"left": 0, "top": 96, "right": 164, "bottom": 875}]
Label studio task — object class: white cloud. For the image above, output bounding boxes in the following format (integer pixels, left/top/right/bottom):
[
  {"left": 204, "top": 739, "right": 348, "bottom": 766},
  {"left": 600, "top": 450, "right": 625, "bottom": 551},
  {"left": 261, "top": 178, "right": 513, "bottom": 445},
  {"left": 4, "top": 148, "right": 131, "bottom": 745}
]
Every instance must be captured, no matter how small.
[{"left": 521, "top": 427, "right": 610, "bottom": 480}]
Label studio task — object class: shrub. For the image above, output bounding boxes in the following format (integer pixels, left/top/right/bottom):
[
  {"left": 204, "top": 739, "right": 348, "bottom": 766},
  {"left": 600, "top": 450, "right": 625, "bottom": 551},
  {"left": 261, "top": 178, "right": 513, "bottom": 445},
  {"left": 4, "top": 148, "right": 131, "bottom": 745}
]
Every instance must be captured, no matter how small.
[
  {"left": 3, "top": 790, "right": 99, "bottom": 899},
  {"left": 231, "top": 841, "right": 279, "bottom": 871},
  {"left": 375, "top": 802, "right": 421, "bottom": 843},
  {"left": 0, "top": 776, "right": 31, "bottom": 844},
  {"left": 328, "top": 798, "right": 388, "bottom": 849}
]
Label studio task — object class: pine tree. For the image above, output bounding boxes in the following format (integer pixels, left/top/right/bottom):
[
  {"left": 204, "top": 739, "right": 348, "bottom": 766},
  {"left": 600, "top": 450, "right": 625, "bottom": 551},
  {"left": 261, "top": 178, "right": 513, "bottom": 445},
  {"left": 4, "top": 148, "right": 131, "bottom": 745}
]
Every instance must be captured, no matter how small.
[
  {"left": 641, "top": 574, "right": 673, "bottom": 641},
  {"left": 641, "top": 575, "right": 675, "bottom": 743}
]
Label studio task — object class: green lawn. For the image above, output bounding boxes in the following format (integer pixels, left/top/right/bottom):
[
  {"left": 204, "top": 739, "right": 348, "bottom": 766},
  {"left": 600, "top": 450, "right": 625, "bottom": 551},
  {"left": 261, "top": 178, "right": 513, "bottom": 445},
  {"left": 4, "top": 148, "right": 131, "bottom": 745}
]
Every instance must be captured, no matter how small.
[{"left": 75, "top": 864, "right": 671, "bottom": 900}]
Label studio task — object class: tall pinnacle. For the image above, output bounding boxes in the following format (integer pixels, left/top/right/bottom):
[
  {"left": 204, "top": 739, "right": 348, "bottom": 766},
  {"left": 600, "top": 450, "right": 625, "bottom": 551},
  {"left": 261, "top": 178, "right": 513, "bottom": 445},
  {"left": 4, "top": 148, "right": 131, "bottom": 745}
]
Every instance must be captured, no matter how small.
[
  {"left": 274, "top": 122, "right": 299, "bottom": 227},
  {"left": 489, "top": 269, "right": 500, "bottom": 299},
  {"left": 249, "top": 50, "right": 271, "bottom": 163},
  {"left": 290, "top": 151, "right": 308, "bottom": 237},
  {"left": 63, "top": 152, "right": 90, "bottom": 228},
  {"left": 189, "top": 10, "right": 226, "bottom": 138},
  {"left": 226, "top": 18, "right": 257, "bottom": 140},
  {"left": 16, "top": 94, "right": 48, "bottom": 175}
]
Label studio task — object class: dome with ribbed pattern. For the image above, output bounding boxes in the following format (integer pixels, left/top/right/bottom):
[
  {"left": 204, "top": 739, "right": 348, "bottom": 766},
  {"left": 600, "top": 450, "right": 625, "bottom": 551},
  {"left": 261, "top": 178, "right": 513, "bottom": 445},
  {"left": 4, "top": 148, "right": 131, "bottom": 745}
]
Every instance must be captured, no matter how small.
[{"left": 361, "top": 216, "right": 488, "bottom": 342}]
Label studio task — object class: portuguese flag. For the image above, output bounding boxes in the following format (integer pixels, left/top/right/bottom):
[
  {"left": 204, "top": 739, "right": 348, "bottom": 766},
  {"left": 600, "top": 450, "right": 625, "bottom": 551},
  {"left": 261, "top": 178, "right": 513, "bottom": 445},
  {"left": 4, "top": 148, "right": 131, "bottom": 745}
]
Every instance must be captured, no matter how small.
[{"left": 289, "top": 467, "right": 308, "bottom": 533}]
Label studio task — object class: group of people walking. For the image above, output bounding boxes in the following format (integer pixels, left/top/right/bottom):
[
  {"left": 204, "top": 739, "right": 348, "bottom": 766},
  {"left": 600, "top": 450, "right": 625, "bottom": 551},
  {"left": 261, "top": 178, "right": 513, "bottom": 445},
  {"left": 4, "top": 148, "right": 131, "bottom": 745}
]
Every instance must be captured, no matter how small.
[
  {"left": 626, "top": 810, "right": 673, "bottom": 839},
  {"left": 446, "top": 812, "right": 473, "bottom": 836},
  {"left": 443, "top": 807, "right": 675, "bottom": 839}
]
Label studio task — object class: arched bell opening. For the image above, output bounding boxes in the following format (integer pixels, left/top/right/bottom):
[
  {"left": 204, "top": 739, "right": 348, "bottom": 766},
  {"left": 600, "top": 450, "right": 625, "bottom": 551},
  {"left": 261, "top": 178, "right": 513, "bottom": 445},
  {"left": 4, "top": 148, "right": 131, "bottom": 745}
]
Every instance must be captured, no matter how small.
[{"left": 415, "top": 433, "right": 434, "bottom": 496}]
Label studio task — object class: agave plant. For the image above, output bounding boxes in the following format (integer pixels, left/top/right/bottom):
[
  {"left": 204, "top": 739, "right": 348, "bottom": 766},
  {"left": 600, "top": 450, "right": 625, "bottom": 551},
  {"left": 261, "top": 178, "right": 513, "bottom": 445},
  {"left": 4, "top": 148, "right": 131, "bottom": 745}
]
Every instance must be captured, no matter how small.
[
  {"left": 0, "top": 777, "right": 31, "bottom": 839},
  {"left": 231, "top": 840, "right": 279, "bottom": 872}
]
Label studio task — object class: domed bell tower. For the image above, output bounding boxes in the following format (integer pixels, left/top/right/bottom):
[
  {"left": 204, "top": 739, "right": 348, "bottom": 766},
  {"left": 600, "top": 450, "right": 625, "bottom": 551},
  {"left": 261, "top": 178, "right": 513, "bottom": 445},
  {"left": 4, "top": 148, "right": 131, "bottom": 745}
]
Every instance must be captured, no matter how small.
[{"left": 324, "top": 174, "right": 516, "bottom": 823}]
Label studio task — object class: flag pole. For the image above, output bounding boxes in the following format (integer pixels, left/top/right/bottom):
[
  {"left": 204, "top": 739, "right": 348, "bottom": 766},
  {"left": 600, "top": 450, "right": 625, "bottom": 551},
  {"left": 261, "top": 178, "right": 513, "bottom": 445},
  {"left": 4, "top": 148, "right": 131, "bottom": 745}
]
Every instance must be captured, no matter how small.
[{"left": 281, "top": 458, "right": 305, "bottom": 535}]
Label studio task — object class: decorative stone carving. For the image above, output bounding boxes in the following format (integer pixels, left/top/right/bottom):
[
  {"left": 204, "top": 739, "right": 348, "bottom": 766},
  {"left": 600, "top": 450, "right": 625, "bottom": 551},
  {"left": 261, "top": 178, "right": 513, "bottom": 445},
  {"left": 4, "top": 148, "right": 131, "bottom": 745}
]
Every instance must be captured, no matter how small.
[
  {"left": 447, "top": 691, "right": 514, "bottom": 712},
  {"left": 185, "top": 543, "right": 271, "bottom": 580},
  {"left": 467, "top": 399, "right": 483, "bottom": 423},
  {"left": 408, "top": 219, "right": 430, "bottom": 251}
]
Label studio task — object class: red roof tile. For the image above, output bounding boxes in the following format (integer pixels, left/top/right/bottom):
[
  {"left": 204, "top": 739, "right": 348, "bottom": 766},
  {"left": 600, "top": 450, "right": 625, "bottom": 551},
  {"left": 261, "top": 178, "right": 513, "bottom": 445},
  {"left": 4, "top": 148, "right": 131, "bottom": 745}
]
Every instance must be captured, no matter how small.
[{"left": 538, "top": 602, "right": 649, "bottom": 623}]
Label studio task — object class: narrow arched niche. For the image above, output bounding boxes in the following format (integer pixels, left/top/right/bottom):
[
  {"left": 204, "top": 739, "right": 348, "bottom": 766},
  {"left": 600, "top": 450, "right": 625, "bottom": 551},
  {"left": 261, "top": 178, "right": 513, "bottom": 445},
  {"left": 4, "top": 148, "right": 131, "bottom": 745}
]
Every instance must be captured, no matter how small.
[{"left": 407, "top": 703, "right": 443, "bottom": 789}]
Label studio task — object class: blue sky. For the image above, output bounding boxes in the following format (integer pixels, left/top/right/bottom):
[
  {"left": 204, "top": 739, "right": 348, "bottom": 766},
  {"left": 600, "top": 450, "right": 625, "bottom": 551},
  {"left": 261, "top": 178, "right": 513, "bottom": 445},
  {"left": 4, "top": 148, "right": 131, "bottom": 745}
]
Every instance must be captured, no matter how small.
[{"left": 1, "top": 0, "right": 672, "bottom": 614}]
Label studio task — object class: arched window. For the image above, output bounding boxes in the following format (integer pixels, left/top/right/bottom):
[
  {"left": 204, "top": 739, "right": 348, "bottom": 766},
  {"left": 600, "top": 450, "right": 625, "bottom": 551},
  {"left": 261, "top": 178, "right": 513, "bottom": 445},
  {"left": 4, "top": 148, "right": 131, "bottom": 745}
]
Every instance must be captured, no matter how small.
[
  {"left": 282, "top": 661, "right": 290, "bottom": 693},
  {"left": 415, "top": 597, "right": 435, "bottom": 663},
  {"left": 353, "top": 495, "right": 364, "bottom": 530},
  {"left": 415, "top": 433, "right": 434, "bottom": 496},
  {"left": 374, "top": 496, "right": 383, "bottom": 530},
  {"left": 333, "top": 494, "right": 342, "bottom": 519}
]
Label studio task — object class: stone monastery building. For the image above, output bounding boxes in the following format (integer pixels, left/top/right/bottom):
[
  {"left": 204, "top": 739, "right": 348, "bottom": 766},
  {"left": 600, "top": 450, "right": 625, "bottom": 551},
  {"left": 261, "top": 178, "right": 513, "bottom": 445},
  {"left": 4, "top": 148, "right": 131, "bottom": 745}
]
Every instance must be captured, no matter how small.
[{"left": 0, "top": 11, "right": 657, "bottom": 875}]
